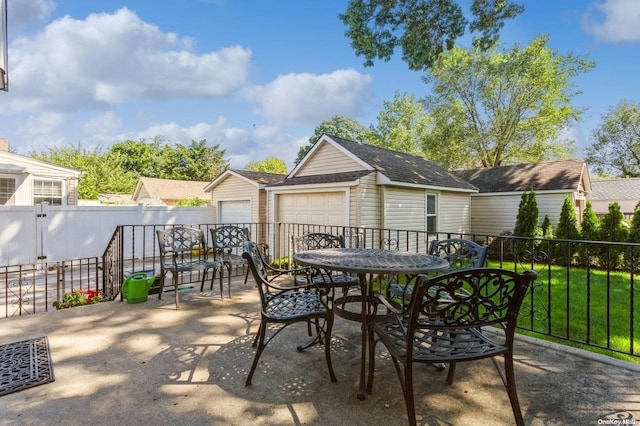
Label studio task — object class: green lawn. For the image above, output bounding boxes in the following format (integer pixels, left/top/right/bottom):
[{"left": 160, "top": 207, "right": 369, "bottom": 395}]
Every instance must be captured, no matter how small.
[{"left": 489, "top": 260, "right": 640, "bottom": 364}]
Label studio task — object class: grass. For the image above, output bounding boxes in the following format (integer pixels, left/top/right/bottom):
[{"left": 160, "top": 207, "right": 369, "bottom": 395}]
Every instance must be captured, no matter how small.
[{"left": 488, "top": 260, "right": 640, "bottom": 364}]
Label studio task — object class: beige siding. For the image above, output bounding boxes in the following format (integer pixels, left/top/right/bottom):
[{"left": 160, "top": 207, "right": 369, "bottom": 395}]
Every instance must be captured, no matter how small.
[
  {"left": 210, "top": 176, "right": 259, "bottom": 223},
  {"left": 383, "top": 187, "right": 427, "bottom": 252},
  {"left": 358, "top": 173, "right": 380, "bottom": 229},
  {"left": 297, "top": 143, "right": 365, "bottom": 176},
  {"left": 469, "top": 192, "right": 571, "bottom": 235},
  {"left": 439, "top": 192, "right": 471, "bottom": 234}
]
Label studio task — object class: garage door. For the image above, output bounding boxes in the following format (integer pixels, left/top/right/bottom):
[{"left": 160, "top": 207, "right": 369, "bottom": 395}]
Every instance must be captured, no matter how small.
[
  {"left": 219, "top": 200, "right": 251, "bottom": 224},
  {"left": 278, "top": 192, "right": 346, "bottom": 226}
]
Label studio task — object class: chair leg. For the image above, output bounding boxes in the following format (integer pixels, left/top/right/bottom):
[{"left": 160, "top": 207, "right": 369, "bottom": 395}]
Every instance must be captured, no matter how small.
[
  {"left": 227, "top": 265, "right": 232, "bottom": 298},
  {"left": 219, "top": 266, "right": 225, "bottom": 300},
  {"left": 404, "top": 363, "right": 417, "bottom": 426},
  {"left": 157, "top": 271, "right": 166, "bottom": 300},
  {"left": 173, "top": 273, "right": 180, "bottom": 309},
  {"left": 366, "top": 328, "right": 377, "bottom": 394},
  {"left": 324, "top": 314, "right": 337, "bottom": 382},
  {"left": 246, "top": 318, "right": 268, "bottom": 386},
  {"left": 503, "top": 353, "right": 525, "bottom": 426}
]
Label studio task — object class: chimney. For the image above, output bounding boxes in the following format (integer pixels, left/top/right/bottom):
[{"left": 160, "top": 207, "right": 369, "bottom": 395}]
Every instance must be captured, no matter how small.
[{"left": 0, "top": 138, "right": 8, "bottom": 152}]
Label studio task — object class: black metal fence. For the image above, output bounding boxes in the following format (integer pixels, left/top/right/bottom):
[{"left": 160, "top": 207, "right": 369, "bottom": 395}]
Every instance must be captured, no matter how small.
[{"left": 1, "top": 222, "right": 638, "bottom": 361}]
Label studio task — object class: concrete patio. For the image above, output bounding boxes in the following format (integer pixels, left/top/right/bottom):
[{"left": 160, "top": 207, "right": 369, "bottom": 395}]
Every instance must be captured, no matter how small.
[{"left": 0, "top": 276, "right": 638, "bottom": 426}]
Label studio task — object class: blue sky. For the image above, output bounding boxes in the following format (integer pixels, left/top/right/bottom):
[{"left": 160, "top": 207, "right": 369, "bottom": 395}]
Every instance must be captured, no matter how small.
[{"left": 1, "top": 0, "right": 640, "bottom": 171}]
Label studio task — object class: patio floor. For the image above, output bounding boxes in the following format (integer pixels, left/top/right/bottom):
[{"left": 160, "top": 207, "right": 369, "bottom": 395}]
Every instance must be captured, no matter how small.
[{"left": 0, "top": 276, "right": 638, "bottom": 426}]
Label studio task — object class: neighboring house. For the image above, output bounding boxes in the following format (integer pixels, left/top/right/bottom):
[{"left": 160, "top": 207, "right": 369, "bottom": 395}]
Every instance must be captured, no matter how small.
[
  {"left": 204, "top": 169, "right": 285, "bottom": 223},
  {"left": 451, "top": 158, "right": 591, "bottom": 235},
  {"left": 132, "top": 177, "right": 210, "bottom": 206},
  {"left": 588, "top": 178, "right": 640, "bottom": 219},
  {"left": 0, "top": 138, "right": 82, "bottom": 206},
  {"left": 264, "top": 134, "right": 478, "bottom": 242}
]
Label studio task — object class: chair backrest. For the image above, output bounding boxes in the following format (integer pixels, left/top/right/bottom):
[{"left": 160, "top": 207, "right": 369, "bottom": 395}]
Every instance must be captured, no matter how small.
[
  {"left": 243, "top": 240, "right": 274, "bottom": 300},
  {"left": 211, "top": 225, "right": 249, "bottom": 258},
  {"left": 292, "top": 232, "right": 346, "bottom": 252},
  {"left": 428, "top": 238, "right": 489, "bottom": 271},
  {"left": 408, "top": 268, "right": 537, "bottom": 338},
  {"left": 156, "top": 226, "right": 208, "bottom": 260}
]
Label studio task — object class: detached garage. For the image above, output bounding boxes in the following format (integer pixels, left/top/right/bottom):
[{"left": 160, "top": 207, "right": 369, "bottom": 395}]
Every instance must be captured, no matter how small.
[{"left": 204, "top": 169, "right": 285, "bottom": 224}]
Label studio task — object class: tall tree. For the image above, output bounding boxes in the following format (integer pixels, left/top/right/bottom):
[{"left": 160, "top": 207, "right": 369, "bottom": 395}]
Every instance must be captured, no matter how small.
[
  {"left": 245, "top": 157, "right": 287, "bottom": 174},
  {"left": 367, "top": 92, "right": 432, "bottom": 157},
  {"left": 584, "top": 101, "right": 640, "bottom": 178},
  {"left": 424, "top": 36, "right": 593, "bottom": 168},
  {"left": 296, "top": 116, "right": 370, "bottom": 165},
  {"left": 340, "top": 0, "right": 524, "bottom": 71},
  {"left": 513, "top": 190, "right": 539, "bottom": 237},
  {"left": 163, "top": 139, "right": 228, "bottom": 181}
]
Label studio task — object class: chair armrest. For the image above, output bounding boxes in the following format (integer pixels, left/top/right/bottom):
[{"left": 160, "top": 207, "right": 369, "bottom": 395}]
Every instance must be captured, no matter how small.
[{"left": 373, "top": 292, "right": 406, "bottom": 316}]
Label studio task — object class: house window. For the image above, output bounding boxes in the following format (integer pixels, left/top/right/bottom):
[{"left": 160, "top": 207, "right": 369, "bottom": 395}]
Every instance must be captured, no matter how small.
[
  {"left": 426, "top": 193, "right": 437, "bottom": 235},
  {"left": 0, "top": 177, "right": 15, "bottom": 205},
  {"left": 33, "top": 180, "right": 63, "bottom": 205}
]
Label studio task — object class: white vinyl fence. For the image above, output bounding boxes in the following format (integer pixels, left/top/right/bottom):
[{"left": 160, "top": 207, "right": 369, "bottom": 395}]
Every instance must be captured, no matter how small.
[{"left": 0, "top": 204, "right": 213, "bottom": 266}]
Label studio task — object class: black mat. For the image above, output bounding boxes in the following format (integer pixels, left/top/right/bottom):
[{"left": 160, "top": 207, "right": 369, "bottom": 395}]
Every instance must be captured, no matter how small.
[{"left": 0, "top": 336, "right": 54, "bottom": 396}]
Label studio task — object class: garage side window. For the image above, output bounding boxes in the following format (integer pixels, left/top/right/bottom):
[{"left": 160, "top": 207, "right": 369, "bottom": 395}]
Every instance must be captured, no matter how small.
[
  {"left": 426, "top": 194, "right": 436, "bottom": 235},
  {"left": 0, "top": 177, "right": 15, "bottom": 205},
  {"left": 33, "top": 180, "right": 63, "bottom": 205}
]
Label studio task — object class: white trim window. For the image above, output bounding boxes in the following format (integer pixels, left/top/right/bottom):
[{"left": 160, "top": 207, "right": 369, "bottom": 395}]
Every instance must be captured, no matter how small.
[
  {"left": 0, "top": 177, "right": 15, "bottom": 205},
  {"left": 426, "top": 193, "right": 437, "bottom": 235},
  {"left": 33, "top": 179, "right": 63, "bottom": 205}
]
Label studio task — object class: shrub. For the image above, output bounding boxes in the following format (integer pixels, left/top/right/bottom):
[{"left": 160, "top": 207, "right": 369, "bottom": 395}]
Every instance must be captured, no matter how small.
[{"left": 53, "top": 289, "right": 104, "bottom": 309}]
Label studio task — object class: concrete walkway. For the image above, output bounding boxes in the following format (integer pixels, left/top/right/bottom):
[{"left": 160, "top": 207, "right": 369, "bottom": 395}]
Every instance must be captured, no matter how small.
[{"left": 0, "top": 278, "right": 638, "bottom": 426}]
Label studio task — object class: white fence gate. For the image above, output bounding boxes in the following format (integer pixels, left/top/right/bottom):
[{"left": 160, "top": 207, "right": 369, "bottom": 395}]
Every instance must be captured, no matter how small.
[{"left": 0, "top": 204, "right": 213, "bottom": 266}]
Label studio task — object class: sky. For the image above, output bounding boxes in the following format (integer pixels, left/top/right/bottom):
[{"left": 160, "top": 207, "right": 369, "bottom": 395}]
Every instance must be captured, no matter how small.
[{"left": 1, "top": 0, "right": 640, "bottom": 172}]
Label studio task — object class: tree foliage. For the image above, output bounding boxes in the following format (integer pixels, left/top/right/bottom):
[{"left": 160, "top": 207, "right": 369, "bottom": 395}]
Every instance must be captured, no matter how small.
[
  {"left": 581, "top": 201, "right": 600, "bottom": 241},
  {"left": 556, "top": 196, "right": 580, "bottom": 240},
  {"left": 628, "top": 202, "right": 640, "bottom": 243},
  {"left": 30, "top": 138, "right": 228, "bottom": 199},
  {"left": 339, "top": 0, "right": 524, "bottom": 71},
  {"left": 513, "top": 190, "right": 539, "bottom": 237},
  {"left": 367, "top": 92, "right": 432, "bottom": 157},
  {"left": 584, "top": 101, "right": 640, "bottom": 178},
  {"left": 597, "top": 202, "right": 629, "bottom": 269},
  {"left": 423, "top": 36, "right": 593, "bottom": 168},
  {"left": 296, "top": 116, "right": 370, "bottom": 165},
  {"left": 245, "top": 157, "right": 287, "bottom": 174}
]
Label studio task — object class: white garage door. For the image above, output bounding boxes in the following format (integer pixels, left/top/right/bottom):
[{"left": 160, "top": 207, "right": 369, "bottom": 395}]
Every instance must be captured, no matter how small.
[
  {"left": 219, "top": 200, "right": 251, "bottom": 224},
  {"left": 278, "top": 192, "right": 346, "bottom": 226}
]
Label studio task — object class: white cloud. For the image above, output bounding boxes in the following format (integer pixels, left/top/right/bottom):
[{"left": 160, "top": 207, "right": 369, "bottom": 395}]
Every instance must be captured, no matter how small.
[
  {"left": 583, "top": 0, "right": 640, "bottom": 42},
  {"left": 8, "top": 7, "right": 252, "bottom": 112},
  {"left": 244, "top": 69, "right": 373, "bottom": 125},
  {"left": 8, "top": 0, "right": 55, "bottom": 30},
  {"left": 82, "top": 111, "right": 123, "bottom": 135},
  {"left": 14, "top": 112, "right": 66, "bottom": 148}
]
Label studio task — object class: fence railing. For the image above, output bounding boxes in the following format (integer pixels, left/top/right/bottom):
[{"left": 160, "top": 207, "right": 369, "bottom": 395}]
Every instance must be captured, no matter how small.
[{"left": 1, "top": 222, "right": 638, "bottom": 361}]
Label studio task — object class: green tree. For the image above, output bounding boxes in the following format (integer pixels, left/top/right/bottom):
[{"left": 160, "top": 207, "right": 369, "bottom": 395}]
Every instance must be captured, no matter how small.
[
  {"left": 296, "top": 116, "right": 370, "bottom": 165},
  {"left": 424, "top": 36, "right": 593, "bottom": 168},
  {"left": 541, "top": 215, "right": 553, "bottom": 239},
  {"left": 553, "top": 195, "right": 580, "bottom": 265},
  {"left": 578, "top": 200, "right": 600, "bottom": 267},
  {"left": 109, "top": 137, "right": 164, "bottom": 178},
  {"left": 584, "top": 101, "right": 640, "bottom": 178},
  {"left": 597, "top": 202, "right": 629, "bottom": 269},
  {"left": 339, "top": 0, "right": 524, "bottom": 71},
  {"left": 162, "top": 139, "right": 228, "bottom": 181},
  {"left": 367, "top": 92, "right": 432, "bottom": 157},
  {"left": 245, "top": 157, "right": 287, "bottom": 174},
  {"left": 628, "top": 201, "right": 640, "bottom": 243},
  {"left": 513, "top": 190, "right": 539, "bottom": 238}
]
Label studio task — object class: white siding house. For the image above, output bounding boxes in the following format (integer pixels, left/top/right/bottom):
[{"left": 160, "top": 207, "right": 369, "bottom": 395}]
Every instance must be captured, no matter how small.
[{"left": 0, "top": 139, "right": 82, "bottom": 206}]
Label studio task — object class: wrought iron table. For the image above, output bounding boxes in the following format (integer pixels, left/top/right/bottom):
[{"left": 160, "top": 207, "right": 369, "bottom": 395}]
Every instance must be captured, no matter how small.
[{"left": 293, "top": 248, "right": 449, "bottom": 400}]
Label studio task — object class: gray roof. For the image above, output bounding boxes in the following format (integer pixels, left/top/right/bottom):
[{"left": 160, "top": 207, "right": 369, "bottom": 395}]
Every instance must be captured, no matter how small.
[
  {"left": 589, "top": 178, "right": 640, "bottom": 200},
  {"left": 231, "top": 169, "right": 285, "bottom": 185},
  {"left": 451, "top": 158, "right": 586, "bottom": 193},
  {"left": 275, "top": 170, "right": 372, "bottom": 187},
  {"left": 309, "top": 135, "right": 477, "bottom": 191}
]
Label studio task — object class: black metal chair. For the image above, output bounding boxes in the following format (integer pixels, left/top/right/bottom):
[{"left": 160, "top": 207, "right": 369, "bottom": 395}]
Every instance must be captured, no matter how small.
[
  {"left": 291, "top": 232, "right": 360, "bottom": 292},
  {"left": 387, "top": 238, "right": 489, "bottom": 304},
  {"left": 243, "top": 240, "right": 337, "bottom": 386},
  {"left": 156, "top": 226, "right": 220, "bottom": 308},
  {"left": 368, "top": 268, "right": 538, "bottom": 426},
  {"left": 210, "top": 225, "right": 250, "bottom": 299}
]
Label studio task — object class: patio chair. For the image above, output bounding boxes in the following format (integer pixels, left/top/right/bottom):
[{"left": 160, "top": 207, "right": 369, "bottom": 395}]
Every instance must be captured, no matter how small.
[
  {"left": 156, "top": 226, "right": 220, "bottom": 308},
  {"left": 242, "top": 240, "right": 337, "bottom": 386},
  {"left": 368, "top": 268, "right": 538, "bottom": 426},
  {"left": 387, "top": 238, "right": 489, "bottom": 305},
  {"left": 291, "top": 232, "right": 360, "bottom": 293},
  {"left": 210, "top": 225, "right": 250, "bottom": 299}
]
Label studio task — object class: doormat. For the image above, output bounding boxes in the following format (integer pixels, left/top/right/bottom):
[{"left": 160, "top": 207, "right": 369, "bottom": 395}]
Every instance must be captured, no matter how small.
[{"left": 0, "top": 336, "right": 54, "bottom": 397}]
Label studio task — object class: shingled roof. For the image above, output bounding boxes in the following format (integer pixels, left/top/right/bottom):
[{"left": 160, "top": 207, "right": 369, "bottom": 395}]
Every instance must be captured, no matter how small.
[
  {"left": 133, "top": 177, "right": 210, "bottom": 204},
  {"left": 279, "top": 135, "right": 477, "bottom": 191},
  {"left": 450, "top": 158, "right": 587, "bottom": 193},
  {"left": 230, "top": 169, "right": 286, "bottom": 185},
  {"left": 589, "top": 178, "right": 640, "bottom": 200}
]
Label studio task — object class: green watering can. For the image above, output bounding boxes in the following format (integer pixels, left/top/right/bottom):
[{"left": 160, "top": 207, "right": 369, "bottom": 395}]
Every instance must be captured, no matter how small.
[{"left": 121, "top": 272, "right": 156, "bottom": 304}]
